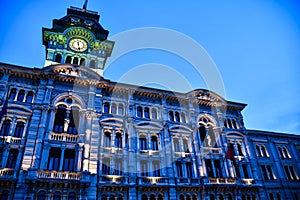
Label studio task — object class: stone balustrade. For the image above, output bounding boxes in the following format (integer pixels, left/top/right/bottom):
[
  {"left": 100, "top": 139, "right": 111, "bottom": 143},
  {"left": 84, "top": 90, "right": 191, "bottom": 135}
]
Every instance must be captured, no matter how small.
[
  {"left": 37, "top": 170, "right": 82, "bottom": 180},
  {"left": 0, "top": 168, "right": 17, "bottom": 178},
  {"left": 138, "top": 177, "right": 169, "bottom": 185},
  {"left": 208, "top": 177, "right": 236, "bottom": 184},
  {"left": 49, "top": 132, "right": 79, "bottom": 143},
  {"left": 99, "top": 175, "right": 128, "bottom": 183},
  {"left": 241, "top": 178, "right": 255, "bottom": 185},
  {"left": 0, "top": 136, "right": 23, "bottom": 144}
]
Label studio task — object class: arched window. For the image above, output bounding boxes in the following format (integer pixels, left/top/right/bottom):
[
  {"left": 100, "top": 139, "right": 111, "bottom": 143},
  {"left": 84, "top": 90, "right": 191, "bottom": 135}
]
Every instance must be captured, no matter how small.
[
  {"left": 114, "top": 158, "right": 123, "bottom": 175},
  {"left": 63, "top": 149, "right": 75, "bottom": 172},
  {"left": 158, "top": 194, "right": 164, "bottom": 200},
  {"left": 118, "top": 104, "right": 124, "bottom": 115},
  {"left": 68, "top": 107, "right": 80, "bottom": 135},
  {"left": 199, "top": 125, "right": 206, "bottom": 142},
  {"left": 13, "top": 121, "right": 25, "bottom": 138},
  {"left": 237, "top": 143, "right": 244, "bottom": 156},
  {"left": 261, "top": 145, "right": 269, "bottom": 157},
  {"left": 17, "top": 89, "right": 25, "bottom": 102},
  {"left": 283, "top": 147, "right": 291, "bottom": 158},
  {"left": 102, "top": 158, "right": 111, "bottom": 175},
  {"left": 0, "top": 190, "right": 9, "bottom": 200},
  {"left": 180, "top": 194, "right": 185, "bottom": 200},
  {"left": 8, "top": 88, "right": 17, "bottom": 101},
  {"left": 73, "top": 57, "right": 79, "bottom": 65},
  {"left": 53, "top": 105, "right": 67, "bottom": 133},
  {"left": 219, "top": 194, "right": 224, "bottom": 200},
  {"left": 183, "top": 138, "right": 189, "bottom": 153},
  {"left": 175, "top": 111, "right": 180, "bottom": 122},
  {"left": 269, "top": 193, "right": 274, "bottom": 200},
  {"left": 142, "top": 194, "right": 148, "bottom": 200},
  {"left": 150, "top": 194, "right": 156, "bottom": 200},
  {"left": 37, "top": 191, "right": 46, "bottom": 200},
  {"left": 0, "top": 119, "right": 11, "bottom": 136},
  {"left": 169, "top": 111, "right": 174, "bottom": 121},
  {"left": 90, "top": 59, "right": 96, "bottom": 69},
  {"left": 228, "top": 194, "right": 233, "bottom": 200},
  {"left": 101, "top": 195, "right": 108, "bottom": 200},
  {"left": 227, "top": 119, "right": 233, "bottom": 129},
  {"left": 111, "top": 103, "right": 117, "bottom": 114},
  {"left": 144, "top": 107, "right": 150, "bottom": 119},
  {"left": 192, "top": 194, "right": 197, "bottom": 200},
  {"left": 6, "top": 149, "right": 18, "bottom": 168},
  {"left": 48, "top": 148, "right": 61, "bottom": 171},
  {"left": 209, "top": 194, "right": 215, "bottom": 200},
  {"left": 66, "top": 55, "right": 72, "bottom": 64},
  {"left": 55, "top": 54, "right": 62, "bottom": 63},
  {"left": 117, "top": 195, "right": 124, "bottom": 200},
  {"left": 115, "top": 132, "right": 122, "bottom": 148},
  {"left": 137, "top": 106, "right": 142, "bottom": 118},
  {"left": 103, "top": 102, "right": 110, "bottom": 114},
  {"left": 186, "top": 195, "right": 191, "bottom": 200},
  {"left": 181, "top": 112, "right": 186, "bottom": 123},
  {"left": 109, "top": 195, "right": 116, "bottom": 200},
  {"left": 151, "top": 136, "right": 158, "bottom": 151},
  {"left": 232, "top": 119, "right": 237, "bottom": 129},
  {"left": 103, "top": 132, "right": 111, "bottom": 147},
  {"left": 139, "top": 136, "right": 147, "bottom": 150},
  {"left": 151, "top": 108, "right": 158, "bottom": 119},
  {"left": 68, "top": 192, "right": 76, "bottom": 200},
  {"left": 25, "top": 91, "right": 34, "bottom": 103},
  {"left": 53, "top": 191, "right": 62, "bottom": 200},
  {"left": 80, "top": 58, "right": 86, "bottom": 66},
  {"left": 276, "top": 193, "right": 281, "bottom": 200},
  {"left": 173, "top": 138, "right": 180, "bottom": 152}
]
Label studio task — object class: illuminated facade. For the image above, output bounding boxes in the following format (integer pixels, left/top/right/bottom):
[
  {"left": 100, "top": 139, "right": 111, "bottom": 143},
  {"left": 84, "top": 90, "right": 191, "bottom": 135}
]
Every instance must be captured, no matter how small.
[{"left": 0, "top": 4, "right": 300, "bottom": 200}]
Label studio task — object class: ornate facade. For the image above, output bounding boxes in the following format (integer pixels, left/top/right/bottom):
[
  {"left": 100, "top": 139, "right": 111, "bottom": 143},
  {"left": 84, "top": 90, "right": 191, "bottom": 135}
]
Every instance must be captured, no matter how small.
[{"left": 0, "top": 4, "right": 299, "bottom": 200}]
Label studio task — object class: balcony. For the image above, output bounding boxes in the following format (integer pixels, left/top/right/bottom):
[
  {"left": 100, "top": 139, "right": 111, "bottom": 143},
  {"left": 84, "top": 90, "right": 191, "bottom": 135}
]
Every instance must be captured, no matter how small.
[
  {"left": 48, "top": 132, "right": 79, "bottom": 143},
  {"left": 37, "top": 170, "right": 82, "bottom": 180},
  {"left": 0, "top": 168, "right": 17, "bottom": 179},
  {"left": 207, "top": 177, "right": 236, "bottom": 184},
  {"left": 99, "top": 175, "right": 128, "bottom": 184},
  {"left": 241, "top": 178, "right": 256, "bottom": 185},
  {"left": 0, "top": 136, "right": 23, "bottom": 145},
  {"left": 139, "top": 150, "right": 160, "bottom": 157},
  {"left": 202, "top": 147, "right": 222, "bottom": 155},
  {"left": 174, "top": 152, "right": 192, "bottom": 158},
  {"left": 176, "top": 177, "right": 202, "bottom": 185},
  {"left": 138, "top": 177, "right": 169, "bottom": 185}
]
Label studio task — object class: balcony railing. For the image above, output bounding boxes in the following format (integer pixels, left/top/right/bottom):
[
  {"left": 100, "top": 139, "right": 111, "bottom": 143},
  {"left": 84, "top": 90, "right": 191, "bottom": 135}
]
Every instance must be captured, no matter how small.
[
  {"left": 176, "top": 177, "right": 202, "bottom": 184},
  {"left": 0, "top": 168, "right": 17, "bottom": 179},
  {"left": 99, "top": 175, "right": 128, "bottom": 184},
  {"left": 138, "top": 177, "right": 169, "bottom": 185},
  {"left": 203, "top": 147, "right": 222, "bottom": 154},
  {"left": 208, "top": 177, "right": 236, "bottom": 184},
  {"left": 49, "top": 132, "right": 79, "bottom": 143},
  {"left": 241, "top": 178, "right": 255, "bottom": 185},
  {"left": 0, "top": 136, "right": 23, "bottom": 144},
  {"left": 37, "top": 170, "right": 82, "bottom": 180}
]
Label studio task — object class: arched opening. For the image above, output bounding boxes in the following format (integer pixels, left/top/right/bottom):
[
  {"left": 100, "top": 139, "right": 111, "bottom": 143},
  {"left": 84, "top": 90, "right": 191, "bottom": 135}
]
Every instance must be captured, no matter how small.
[
  {"left": 227, "top": 119, "right": 233, "bottom": 129},
  {"left": 283, "top": 147, "right": 290, "bottom": 158},
  {"left": 180, "top": 194, "right": 185, "bottom": 200},
  {"left": 53, "top": 191, "right": 62, "bottom": 200},
  {"left": 158, "top": 194, "right": 164, "bottom": 200},
  {"left": 169, "top": 111, "right": 174, "bottom": 121},
  {"left": 8, "top": 88, "right": 17, "bottom": 101},
  {"left": 199, "top": 124, "right": 206, "bottom": 142},
  {"left": 115, "top": 132, "right": 122, "bottom": 148},
  {"left": 117, "top": 195, "right": 124, "bottom": 200},
  {"left": 269, "top": 193, "right": 274, "bottom": 200},
  {"left": 151, "top": 136, "right": 158, "bottom": 150},
  {"left": 25, "top": 91, "right": 34, "bottom": 103},
  {"left": 228, "top": 194, "right": 233, "bottom": 200},
  {"left": 55, "top": 53, "right": 62, "bottom": 63},
  {"left": 137, "top": 106, "right": 142, "bottom": 118},
  {"left": 186, "top": 194, "right": 191, "bottom": 200},
  {"left": 17, "top": 89, "right": 25, "bottom": 102},
  {"left": 151, "top": 108, "right": 158, "bottom": 119},
  {"left": 209, "top": 194, "right": 215, "bottom": 200},
  {"left": 103, "top": 102, "right": 110, "bottom": 114},
  {"left": 67, "top": 107, "right": 80, "bottom": 134},
  {"left": 142, "top": 194, "right": 148, "bottom": 200},
  {"left": 101, "top": 195, "right": 108, "bottom": 200},
  {"left": 37, "top": 191, "right": 46, "bottom": 200},
  {"left": 0, "top": 190, "right": 9, "bottom": 200},
  {"left": 111, "top": 103, "right": 117, "bottom": 114},
  {"left": 232, "top": 119, "right": 237, "bottom": 129},
  {"left": 80, "top": 58, "right": 86, "bottom": 66},
  {"left": 175, "top": 111, "right": 180, "bottom": 122},
  {"left": 65, "top": 56, "right": 72, "bottom": 64},
  {"left": 150, "top": 194, "right": 156, "bottom": 200},
  {"left": 192, "top": 194, "right": 198, "bottom": 200},
  {"left": 0, "top": 119, "right": 11, "bottom": 136},
  {"left": 68, "top": 192, "right": 76, "bottom": 200},
  {"left": 13, "top": 121, "right": 25, "bottom": 138},
  {"left": 90, "top": 59, "right": 96, "bottom": 69},
  {"left": 53, "top": 105, "right": 67, "bottom": 133},
  {"left": 73, "top": 57, "right": 79, "bottom": 65},
  {"left": 118, "top": 104, "right": 124, "bottom": 115},
  {"left": 144, "top": 107, "right": 150, "bottom": 119},
  {"left": 103, "top": 132, "right": 111, "bottom": 147}
]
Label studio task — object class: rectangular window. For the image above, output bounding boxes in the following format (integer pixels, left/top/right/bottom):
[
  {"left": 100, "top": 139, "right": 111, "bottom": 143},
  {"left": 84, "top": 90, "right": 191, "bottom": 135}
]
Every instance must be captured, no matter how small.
[
  {"left": 141, "top": 160, "right": 148, "bottom": 176},
  {"left": 205, "top": 159, "right": 214, "bottom": 177},
  {"left": 186, "top": 162, "right": 193, "bottom": 178},
  {"left": 102, "top": 159, "right": 111, "bottom": 175},
  {"left": 139, "top": 138, "right": 147, "bottom": 150},
  {"left": 6, "top": 149, "right": 18, "bottom": 168},
  {"left": 176, "top": 161, "right": 183, "bottom": 177},
  {"left": 242, "top": 164, "right": 249, "bottom": 178}
]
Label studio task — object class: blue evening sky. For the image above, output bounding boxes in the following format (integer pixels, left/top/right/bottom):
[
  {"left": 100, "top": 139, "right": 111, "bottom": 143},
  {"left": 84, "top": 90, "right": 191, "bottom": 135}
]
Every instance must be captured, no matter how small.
[{"left": 0, "top": 0, "right": 299, "bottom": 134}]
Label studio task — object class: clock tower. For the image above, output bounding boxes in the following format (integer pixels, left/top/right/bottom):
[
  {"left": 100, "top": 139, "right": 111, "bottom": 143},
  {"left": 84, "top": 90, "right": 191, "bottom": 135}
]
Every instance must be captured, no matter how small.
[{"left": 42, "top": 5, "right": 114, "bottom": 76}]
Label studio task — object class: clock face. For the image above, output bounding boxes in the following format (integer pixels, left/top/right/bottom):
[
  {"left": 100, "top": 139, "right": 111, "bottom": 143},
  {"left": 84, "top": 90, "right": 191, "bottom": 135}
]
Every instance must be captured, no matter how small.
[{"left": 69, "top": 38, "right": 88, "bottom": 52}]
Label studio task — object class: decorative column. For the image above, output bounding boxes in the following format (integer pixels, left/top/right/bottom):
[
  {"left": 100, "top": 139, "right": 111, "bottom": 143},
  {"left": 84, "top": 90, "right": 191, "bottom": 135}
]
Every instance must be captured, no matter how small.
[
  {"left": 76, "top": 143, "right": 84, "bottom": 172},
  {"left": 59, "top": 147, "right": 66, "bottom": 171},
  {"left": 1, "top": 146, "right": 9, "bottom": 168},
  {"left": 40, "top": 142, "right": 50, "bottom": 170}
]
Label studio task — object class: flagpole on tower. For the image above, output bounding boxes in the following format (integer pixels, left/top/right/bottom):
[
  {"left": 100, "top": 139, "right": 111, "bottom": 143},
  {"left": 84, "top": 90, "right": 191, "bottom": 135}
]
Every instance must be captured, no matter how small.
[{"left": 82, "top": 0, "right": 88, "bottom": 12}]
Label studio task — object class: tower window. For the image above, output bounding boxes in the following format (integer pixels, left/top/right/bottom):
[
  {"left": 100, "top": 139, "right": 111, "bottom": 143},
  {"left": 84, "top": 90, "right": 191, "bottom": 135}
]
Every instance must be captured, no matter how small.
[
  {"left": 73, "top": 57, "right": 79, "bottom": 65},
  {"left": 137, "top": 106, "right": 142, "bottom": 118},
  {"left": 17, "top": 89, "right": 25, "bottom": 102},
  {"left": 53, "top": 105, "right": 67, "bottom": 133},
  {"left": 65, "top": 55, "right": 72, "bottom": 64},
  {"left": 115, "top": 132, "right": 122, "bottom": 148},
  {"left": 169, "top": 111, "right": 174, "bottom": 121},
  {"left": 55, "top": 53, "right": 62, "bottom": 63},
  {"left": 90, "top": 59, "right": 96, "bottom": 69},
  {"left": 25, "top": 91, "right": 34, "bottom": 103},
  {"left": 144, "top": 107, "right": 150, "bottom": 119},
  {"left": 175, "top": 111, "right": 180, "bottom": 122},
  {"left": 103, "top": 102, "right": 110, "bottom": 114},
  {"left": 8, "top": 88, "right": 17, "bottom": 101},
  {"left": 151, "top": 108, "right": 158, "bottom": 119},
  {"left": 80, "top": 58, "right": 86, "bottom": 66}
]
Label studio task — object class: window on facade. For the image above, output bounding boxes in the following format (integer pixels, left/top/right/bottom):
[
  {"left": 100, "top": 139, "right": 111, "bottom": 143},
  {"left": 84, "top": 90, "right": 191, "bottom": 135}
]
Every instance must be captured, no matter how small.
[
  {"left": 103, "top": 132, "right": 111, "bottom": 147},
  {"left": 37, "top": 191, "right": 46, "bottom": 200},
  {"left": 173, "top": 138, "right": 180, "bottom": 152},
  {"left": 175, "top": 111, "right": 180, "bottom": 122},
  {"left": 224, "top": 119, "right": 228, "bottom": 128},
  {"left": 261, "top": 145, "right": 269, "bottom": 157},
  {"left": 205, "top": 159, "right": 213, "bottom": 177},
  {"left": 219, "top": 195, "right": 224, "bottom": 200},
  {"left": 66, "top": 56, "right": 72, "bottom": 64},
  {"left": 103, "top": 102, "right": 110, "bottom": 114},
  {"left": 176, "top": 161, "right": 183, "bottom": 177},
  {"left": 269, "top": 194, "right": 274, "bottom": 200},
  {"left": 67, "top": 107, "right": 79, "bottom": 135},
  {"left": 118, "top": 104, "right": 124, "bottom": 115},
  {"left": 255, "top": 145, "right": 261, "bottom": 157},
  {"left": 209, "top": 194, "right": 215, "bottom": 200},
  {"left": 68, "top": 192, "right": 76, "bottom": 200},
  {"left": 25, "top": 91, "right": 34, "bottom": 103},
  {"left": 151, "top": 136, "right": 158, "bottom": 151},
  {"left": 141, "top": 160, "right": 148, "bottom": 176},
  {"left": 214, "top": 160, "right": 222, "bottom": 178},
  {"left": 90, "top": 59, "right": 96, "bottom": 69},
  {"left": 153, "top": 161, "right": 160, "bottom": 177},
  {"left": 232, "top": 119, "right": 238, "bottom": 129},
  {"left": 0, "top": 190, "right": 9, "bottom": 200},
  {"left": 73, "top": 57, "right": 79, "bottom": 65},
  {"left": 151, "top": 108, "right": 157, "bottom": 119},
  {"left": 228, "top": 194, "right": 233, "bottom": 200},
  {"left": 48, "top": 148, "right": 61, "bottom": 171},
  {"left": 53, "top": 191, "right": 62, "bottom": 200},
  {"left": 0, "top": 148, "right": 3, "bottom": 166},
  {"left": 6, "top": 149, "right": 18, "bottom": 168},
  {"left": 261, "top": 165, "right": 276, "bottom": 180},
  {"left": 8, "top": 88, "right": 17, "bottom": 101},
  {"left": 183, "top": 138, "right": 189, "bottom": 153},
  {"left": 227, "top": 119, "right": 233, "bottom": 129},
  {"left": 285, "top": 165, "right": 299, "bottom": 180},
  {"left": 150, "top": 194, "right": 156, "bottom": 200},
  {"left": 242, "top": 164, "right": 249, "bottom": 178},
  {"left": 180, "top": 194, "right": 185, "bottom": 200},
  {"left": 55, "top": 53, "right": 62, "bottom": 63},
  {"left": 17, "top": 89, "right": 25, "bottom": 102},
  {"left": 181, "top": 113, "right": 186, "bottom": 123},
  {"left": 276, "top": 193, "right": 281, "bottom": 200},
  {"left": 63, "top": 149, "right": 75, "bottom": 172},
  {"left": 139, "top": 136, "right": 147, "bottom": 150},
  {"left": 158, "top": 194, "right": 164, "bottom": 200},
  {"left": 234, "top": 163, "right": 241, "bottom": 178},
  {"left": 142, "top": 194, "right": 148, "bottom": 200},
  {"left": 186, "top": 162, "right": 193, "bottom": 178},
  {"left": 137, "top": 106, "right": 142, "bottom": 118},
  {"left": 111, "top": 103, "right": 117, "bottom": 114},
  {"left": 53, "top": 105, "right": 67, "bottom": 133},
  {"left": 0, "top": 119, "right": 11, "bottom": 136},
  {"left": 283, "top": 147, "right": 291, "bottom": 158},
  {"left": 80, "top": 58, "right": 86, "bottom": 66},
  {"left": 169, "top": 111, "right": 174, "bottom": 121},
  {"left": 115, "top": 132, "right": 122, "bottom": 148},
  {"left": 13, "top": 121, "right": 25, "bottom": 138},
  {"left": 102, "top": 158, "right": 111, "bottom": 175},
  {"left": 199, "top": 125, "right": 206, "bottom": 142},
  {"left": 114, "top": 159, "right": 123, "bottom": 175},
  {"left": 144, "top": 107, "right": 150, "bottom": 119},
  {"left": 237, "top": 143, "right": 244, "bottom": 156}
]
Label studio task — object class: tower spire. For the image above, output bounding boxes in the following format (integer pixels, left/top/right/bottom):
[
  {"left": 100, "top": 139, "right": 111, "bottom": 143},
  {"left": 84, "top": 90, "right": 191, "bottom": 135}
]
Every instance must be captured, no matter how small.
[{"left": 82, "top": 0, "right": 88, "bottom": 12}]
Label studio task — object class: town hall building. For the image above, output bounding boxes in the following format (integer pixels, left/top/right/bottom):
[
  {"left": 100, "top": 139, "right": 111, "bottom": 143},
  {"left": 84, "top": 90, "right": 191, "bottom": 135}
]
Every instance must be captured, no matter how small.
[{"left": 0, "top": 2, "right": 300, "bottom": 200}]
